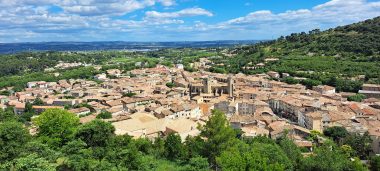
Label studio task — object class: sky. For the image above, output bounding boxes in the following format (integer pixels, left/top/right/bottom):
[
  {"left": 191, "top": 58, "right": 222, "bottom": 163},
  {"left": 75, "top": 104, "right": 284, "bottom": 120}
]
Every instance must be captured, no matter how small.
[{"left": 0, "top": 0, "right": 379, "bottom": 42}]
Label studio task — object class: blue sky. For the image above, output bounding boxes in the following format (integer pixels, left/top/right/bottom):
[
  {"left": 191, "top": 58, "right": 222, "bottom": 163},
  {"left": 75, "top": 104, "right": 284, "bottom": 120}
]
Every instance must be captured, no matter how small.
[{"left": 0, "top": 0, "right": 379, "bottom": 42}]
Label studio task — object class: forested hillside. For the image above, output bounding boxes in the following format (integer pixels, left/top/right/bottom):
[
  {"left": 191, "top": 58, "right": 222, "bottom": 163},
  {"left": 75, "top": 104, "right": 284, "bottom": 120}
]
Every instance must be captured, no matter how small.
[
  {"left": 210, "top": 16, "right": 380, "bottom": 92},
  {"left": 238, "top": 16, "right": 380, "bottom": 61}
]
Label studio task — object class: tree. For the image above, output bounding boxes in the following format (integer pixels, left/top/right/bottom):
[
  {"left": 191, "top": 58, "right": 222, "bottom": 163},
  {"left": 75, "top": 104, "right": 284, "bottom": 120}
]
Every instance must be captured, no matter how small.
[
  {"left": 134, "top": 138, "right": 154, "bottom": 155},
  {"left": 307, "top": 130, "right": 323, "bottom": 143},
  {"left": 344, "top": 132, "right": 372, "bottom": 159},
  {"left": 166, "top": 82, "right": 175, "bottom": 88},
  {"left": 348, "top": 94, "right": 366, "bottom": 102},
  {"left": 301, "top": 79, "right": 322, "bottom": 89},
  {"left": 0, "top": 90, "right": 10, "bottom": 96},
  {"left": 282, "top": 77, "right": 299, "bottom": 84},
  {"left": 370, "top": 155, "right": 380, "bottom": 171},
  {"left": 217, "top": 141, "right": 290, "bottom": 171},
  {"left": 61, "top": 139, "right": 88, "bottom": 156},
  {"left": 341, "top": 144, "right": 354, "bottom": 158},
  {"left": 33, "top": 98, "right": 44, "bottom": 105},
  {"left": 122, "top": 92, "right": 136, "bottom": 97},
  {"left": 0, "top": 108, "right": 18, "bottom": 122},
  {"left": 24, "top": 102, "right": 34, "bottom": 113},
  {"left": 349, "top": 157, "right": 368, "bottom": 171},
  {"left": 185, "top": 136, "right": 205, "bottom": 158},
  {"left": 199, "top": 110, "right": 236, "bottom": 165},
  {"left": 75, "top": 119, "right": 115, "bottom": 147},
  {"left": 0, "top": 121, "right": 31, "bottom": 161},
  {"left": 164, "top": 133, "right": 187, "bottom": 161},
  {"left": 278, "top": 136, "right": 303, "bottom": 169},
  {"left": 323, "top": 126, "right": 348, "bottom": 144},
  {"left": 152, "top": 136, "right": 165, "bottom": 158},
  {"left": 19, "top": 112, "right": 34, "bottom": 123},
  {"left": 22, "top": 140, "right": 61, "bottom": 163},
  {"left": 20, "top": 102, "right": 36, "bottom": 122},
  {"left": 300, "top": 140, "right": 351, "bottom": 171},
  {"left": 183, "top": 156, "right": 209, "bottom": 171},
  {"left": 34, "top": 108, "right": 79, "bottom": 146},
  {"left": 250, "top": 142, "right": 293, "bottom": 170},
  {"left": 0, "top": 154, "right": 56, "bottom": 171},
  {"left": 216, "top": 144, "right": 247, "bottom": 171},
  {"left": 96, "top": 110, "right": 112, "bottom": 119}
]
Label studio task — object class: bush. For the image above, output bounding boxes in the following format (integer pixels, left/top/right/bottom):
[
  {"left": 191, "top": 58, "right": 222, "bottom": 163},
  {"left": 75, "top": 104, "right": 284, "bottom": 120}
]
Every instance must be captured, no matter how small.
[
  {"left": 166, "top": 82, "right": 175, "bottom": 88},
  {"left": 347, "top": 94, "right": 366, "bottom": 102},
  {"left": 96, "top": 110, "right": 112, "bottom": 119},
  {"left": 123, "top": 92, "right": 136, "bottom": 97}
]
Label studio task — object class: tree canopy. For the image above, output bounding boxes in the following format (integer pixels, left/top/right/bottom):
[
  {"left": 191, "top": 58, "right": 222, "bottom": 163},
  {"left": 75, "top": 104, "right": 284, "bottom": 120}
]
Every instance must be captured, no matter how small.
[{"left": 34, "top": 108, "right": 80, "bottom": 146}]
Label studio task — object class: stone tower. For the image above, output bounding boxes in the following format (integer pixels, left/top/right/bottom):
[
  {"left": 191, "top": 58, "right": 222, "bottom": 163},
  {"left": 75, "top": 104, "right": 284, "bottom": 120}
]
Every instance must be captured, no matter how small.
[
  {"left": 203, "top": 77, "right": 212, "bottom": 94},
  {"left": 227, "top": 76, "right": 234, "bottom": 97}
]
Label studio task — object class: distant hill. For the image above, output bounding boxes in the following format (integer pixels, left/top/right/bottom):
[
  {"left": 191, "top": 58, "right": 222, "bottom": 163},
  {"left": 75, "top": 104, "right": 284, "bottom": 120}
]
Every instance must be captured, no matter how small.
[
  {"left": 235, "top": 16, "right": 380, "bottom": 61},
  {"left": 211, "top": 16, "right": 380, "bottom": 92},
  {"left": 0, "top": 40, "right": 260, "bottom": 54}
]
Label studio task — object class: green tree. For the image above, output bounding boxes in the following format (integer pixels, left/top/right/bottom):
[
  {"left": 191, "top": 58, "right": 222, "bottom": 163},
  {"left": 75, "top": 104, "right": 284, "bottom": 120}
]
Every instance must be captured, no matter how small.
[
  {"left": 96, "top": 110, "right": 112, "bottom": 119},
  {"left": 164, "top": 133, "right": 187, "bottom": 161},
  {"left": 1, "top": 154, "right": 56, "bottom": 171},
  {"left": 282, "top": 77, "right": 299, "bottom": 84},
  {"left": 152, "top": 136, "right": 165, "bottom": 158},
  {"left": 75, "top": 119, "right": 115, "bottom": 147},
  {"left": 22, "top": 140, "right": 61, "bottom": 163},
  {"left": 59, "top": 139, "right": 113, "bottom": 171},
  {"left": 0, "top": 121, "right": 31, "bottom": 161},
  {"left": 33, "top": 98, "right": 44, "bottom": 105},
  {"left": 344, "top": 132, "right": 372, "bottom": 159},
  {"left": 34, "top": 108, "right": 79, "bottom": 146},
  {"left": 370, "top": 155, "right": 380, "bottom": 171},
  {"left": 301, "top": 140, "right": 351, "bottom": 171},
  {"left": 301, "top": 79, "right": 322, "bottom": 89},
  {"left": 307, "top": 130, "right": 323, "bottom": 143},
  {"left": 185, "top": 135, "right": 205, "bottom": 158},
  {"left": 166, "top": 82, "right": 175, "bottom": 88},
  {"left": 21, "top": 102, "right": 36, "bottom": 122},
  {"left": 24, "top": 102, "right": 34, "bottom": 113},
  {"left": 134, "top": 138, "right": 154, "bottom": 155},
  {"left": 324, "top": 126, "right": 349, "bottom": 143},
  {"left": 341, "top": 144, "right": 355, "bottom": 158},
  {"left": 182, "top": 156, "right": 209, "bottom": 171},
  {"left": 122, "top": 92, "right": 136, "bottom": 97},
  {"left": 0, "top": 108, "right": 18, "bottom": 122},
  {"left": 19, "top": 112, "right": 34, "bottom": 122},
  {"left": 347, "top": 94, "right": 366, "bottom": 102},
  {"left": 61, "top": 139, "right": 88, "bottom": 156},
  {"left": 0, "top": 90, "right": 10, "bottom": 96},
  {"left": 199, "top": 109, "right": 236, "bottom": 165},
  {"left": 349, "top": 157, "right": 368, "bottom": 171},
  {"left": 278, "top": 136, "right": 303, "bottom": 169},
  {"left": 250, "top": 142, "right": 293, "bottom": 170},
  {"left": 217, "top": 141, "right": 290, "bottom": 171},
  {"left": 216, "top": 144, "right": 247, "bottom": 171}
]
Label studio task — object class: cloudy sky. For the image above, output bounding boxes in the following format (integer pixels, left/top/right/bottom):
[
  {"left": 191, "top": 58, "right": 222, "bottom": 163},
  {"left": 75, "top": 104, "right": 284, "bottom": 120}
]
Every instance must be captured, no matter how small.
[{"left": 0, "top": 0, "right": 379, "bottom": 42}]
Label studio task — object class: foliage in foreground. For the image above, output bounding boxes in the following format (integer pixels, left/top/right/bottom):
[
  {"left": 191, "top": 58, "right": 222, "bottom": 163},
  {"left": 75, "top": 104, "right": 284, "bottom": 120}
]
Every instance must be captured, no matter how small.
[{"left": 0, "top": 108, "right": 375, "bottom": 170}]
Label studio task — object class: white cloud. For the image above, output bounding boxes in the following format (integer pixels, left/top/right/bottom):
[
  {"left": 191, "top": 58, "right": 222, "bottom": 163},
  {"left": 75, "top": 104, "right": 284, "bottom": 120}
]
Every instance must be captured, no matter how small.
[
  {"left": 158, "top": 0, "right": 176, "bottom": 6},
  {"left": 0, "top": 0, "right": 175, "bottom": 16},
  {"left": 145, "top": 7, "right": 213, "bottom": 19},
  {"left": 314, "top": 0, "right": 363, "bottom": 9},
  {"left": 61, "top": 0, "right": 157, "bottom": 16}
]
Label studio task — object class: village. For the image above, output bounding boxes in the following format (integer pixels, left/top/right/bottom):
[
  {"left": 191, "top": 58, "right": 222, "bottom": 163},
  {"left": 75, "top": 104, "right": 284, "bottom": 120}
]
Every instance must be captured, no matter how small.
[{"left": 2, "top": 62, "right": 380, "bottom": 155}]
